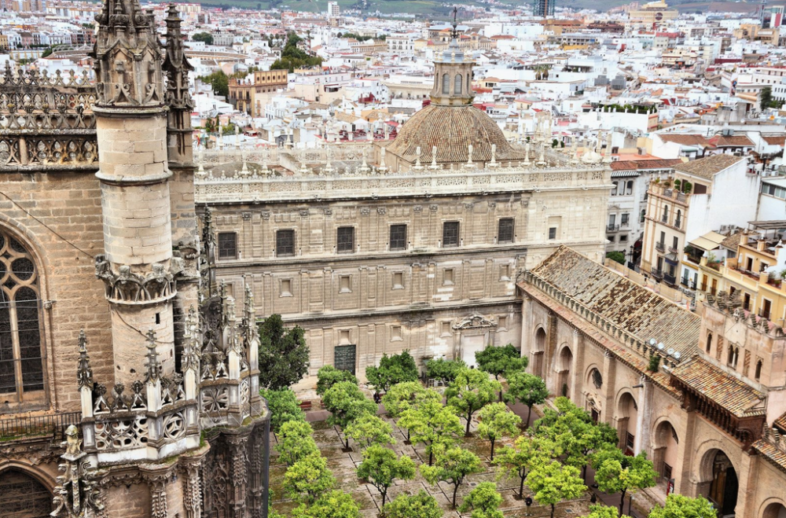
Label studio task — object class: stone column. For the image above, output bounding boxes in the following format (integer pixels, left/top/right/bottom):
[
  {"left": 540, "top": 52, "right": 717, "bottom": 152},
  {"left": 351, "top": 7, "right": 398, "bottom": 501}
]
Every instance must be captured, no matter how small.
[
  {"left": 570, "top": 328, "right": 584, "bottom": 404},
  {"left": 634, "top": 377, "right": 652, "bottom": 455},
  {"left": 93, "top": 0, "right": 175, "bottom": 385},
  {"left": 601, "top": 350, "right": 616, "bottom": 425},
  {"left": 520, "top": 294, "right": 532, "bottom": 357}
]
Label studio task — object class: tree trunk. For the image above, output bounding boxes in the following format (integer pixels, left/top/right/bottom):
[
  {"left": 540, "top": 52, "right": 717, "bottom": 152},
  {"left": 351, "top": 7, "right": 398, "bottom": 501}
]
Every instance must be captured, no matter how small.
[
  {"left": 519, "top": 473, "right": 526, "bottom": 499},
  {"left": 429, "top": 447, "right": 434, "bottom": 466},
  {"left": 452, "top": 483, "right": 460, "bottom": 509},
  {"left": 465, "top": 411, "right": 472, "bottom": 436},
  {"left": 619, "top": 488, "right": 627, "bottom": 515},
  {"left": 499, "top": 389, "right": 504, "bottom": 402},
  {"left": 527, "top": 404, "right": 533, "bottom": 429},
  {"left": 381, "top": 488, "right": 387, "bottom": 507},
  {"left": 490, "top": 437, "right": 496, "bottom": 461},
  {"left": 551, "top": 503, "right": 555, "bottom": 518}
]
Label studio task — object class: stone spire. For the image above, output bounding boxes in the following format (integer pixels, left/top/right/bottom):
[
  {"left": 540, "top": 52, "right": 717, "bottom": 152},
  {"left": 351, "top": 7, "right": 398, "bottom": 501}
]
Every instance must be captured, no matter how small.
[
  {"left": 163, "top": 3, "right": 195, "bottom": 165},
  {"left": 93, "top": 0, "right": 164, "bottom": 109}
]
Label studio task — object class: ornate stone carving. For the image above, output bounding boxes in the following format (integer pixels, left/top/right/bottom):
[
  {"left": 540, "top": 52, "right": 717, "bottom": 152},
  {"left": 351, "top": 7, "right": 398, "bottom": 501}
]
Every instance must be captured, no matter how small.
[
  {"left": 95, "top": 255, "right": 177, "bottom": 304},
  {"left": 452, "top": 313, "right": 497, "bottom": 330},
  {"left": 51, "top": 425, "right": 105, "bottom": 518}
]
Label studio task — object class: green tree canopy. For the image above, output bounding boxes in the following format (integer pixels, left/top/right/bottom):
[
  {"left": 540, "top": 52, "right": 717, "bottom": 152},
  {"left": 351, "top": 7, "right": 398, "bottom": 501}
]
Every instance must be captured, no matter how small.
[
  {"left": 458, "top": 482, "right": 504, "bottom": 518},
  {"left": 505, "top": 372, "right": 549, "bottom": 427},
  {"left": 526, "top": 460, "right": 587, "bottom": 518},
  {"left": 260, "top": 387, "right": 304, "bottom": 434},
  {"left": 283, "top": 453, "right": 335, "bottom": 504},
  {"left": 425, "top": 358, "right": 467, "bottom": 385},
  {"left": 192, "top": 31, "right": 214, "bottom": 45},
  {"left": 322, "top": 381, "right": 377, "bottom": 449},
  {"left": 477, "top": 402, "right": 521, "bottom": 460},
  {"left": 290, "top": 490, "right": 360, "bottom": 518},
  {"left": 397, "top": 399, "right": 463, "bottom": 465},
  {"left": 344, "top": 413, "right": 395, "bottom": 449},
  {"left": 365, "top": 350, "right": 419, "bottom": 393},
  {"left": 271, "top": 32, "right": 323, "bottom": 72},
  {"left": 420, "top": 444, "right": 483, "bottom": 509},
  {"left": 198, "top": 70, "right": 229, "bottom": 97},
  {"left": 592, "top": 448, "right": 657, "bottom": 514},
  {"left": 475, "top": 344, "right": 528, "bottom": 384},
  {"left": 276, "top": 420, "right": 318, "bottom": 466},
  {"left": 356, "top": 445, "right": 416, "bottom": 506},
  {"left": 381, "top": 382, "right": 441, "bottom": 418},
  {"left": 316, "top": 365, "right": 358, "bottom": 396},
  {"left": 382, "top": 490, "right": 443, "bottom": 518},
  {"left": 587, "top": 504, "right": 629, "bottom": 518},
  {"left": 606, "top": 251, "right": 626, "bottom": 265},
  {"left": 258, "top": 314, "right": 310, "bottom": 390},
  {"left": 446, "top": 369, "right": 502, "bottom": 436},
  {"left": 494, "top": 434, "right": 559, "bottom": 499},
  {"left": 648, "top": 494, "right": 716, "bottom": 518}
]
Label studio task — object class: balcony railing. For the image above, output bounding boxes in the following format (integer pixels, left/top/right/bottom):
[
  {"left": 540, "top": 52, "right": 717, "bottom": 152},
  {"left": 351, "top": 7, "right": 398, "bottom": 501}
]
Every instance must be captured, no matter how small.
[
  {"left": 655, "top": 241, "right": 666, "bottom": 253},
  {"left": 620, "top": 220, "right": 630, "bottom": 228},
  {"left": 681, "top": 278, "right": 697, "bottom": 290},
  {"left": 668, "top": 246, "right": 679, "bottom": 254},
  {"left": 652, "top": 268, "right": 664, "bottom": 279},
  {"left": 674, "top": 219, "right": 682, "bottom": 229},
  {"left": 664, "top": 272, "right": 677, "bottom": 285},
  {"left": 607, "top": 224, "right": 620, "bottom": 232},
  {"left": 0, "top": 411, "right": 82, "bottom": 441},
  {"left": 662, "top": 215, "right": 669, "bottom": 223}
]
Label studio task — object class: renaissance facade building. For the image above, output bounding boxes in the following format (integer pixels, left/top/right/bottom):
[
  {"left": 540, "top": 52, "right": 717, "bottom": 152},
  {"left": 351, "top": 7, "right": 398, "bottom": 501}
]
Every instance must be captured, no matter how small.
[
  {"left": 519, "top": 246, "right": 786, "bottom": 518},
  {"left": 0, "top": 2, "right": 269, "bottom": 517},
  {"left": 197, "top": 34, "right": 613, "bottom": 375}
]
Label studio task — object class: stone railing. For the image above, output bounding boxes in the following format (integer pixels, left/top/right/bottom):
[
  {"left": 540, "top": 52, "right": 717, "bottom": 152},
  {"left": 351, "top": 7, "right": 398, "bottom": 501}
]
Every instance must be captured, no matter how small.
[
  {"left": 195, "top": 161, "right": 610, "bottom": 204},
  {"left": 76, "top": 330, "right": 201, "bottom": 462},
  {"left": 0, "top": 67, "right": 98, "bottom": 170}
]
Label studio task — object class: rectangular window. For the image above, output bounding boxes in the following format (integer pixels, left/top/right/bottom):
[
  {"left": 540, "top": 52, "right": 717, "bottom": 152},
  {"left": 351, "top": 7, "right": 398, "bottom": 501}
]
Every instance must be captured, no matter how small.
[
  {"left": 498, "top": 218, "right": 514, "bottom": 243},
  {"left": 337, "top": 227, "right": 355, "bottom": 253},
  {"left": 548, "top": 227, "right": 557, "bottom": 240},
  {"left": 621, "top": 213, "right": 629, "bottom": 226},
  {"left": 218, "top": 232, "right": 237, "bottom": 259},
  {"left": 443, "top": 221, "right": 459, "bottom": 247},
  {"left": 441, "top": 321, "right": 452, "bottom": 336},
  {"left": 620, "top": 235, "right": 628, "bottom": 242},
  {"left": 390, "top": 224, "right": 407, "bottom": 251},
  {"left": 339, "top": 275, "right": 351, "bottom": 293},
  {"left": 391, "top": 326, "right": 402, "bottom": 341},
  {"left": 762, "top": 299, "right": 772, "bottom": 319},
  {"left": 498, "top": 316, "right": 507, "bottom": 329},
  {"left": 444, "top": 268, "right": 454, "bottom": 286},
  {"left": 276, "top": 229, "right": 295, "bottom": 257},
  {"left": 280, "top": 279, "right": 292, "bottom": 297},
  {"left": 500, "top": 264, "right": 511, "bottom": 280},
  {"left": 392, "top": 272, "right": 404, "bottom": 289}
]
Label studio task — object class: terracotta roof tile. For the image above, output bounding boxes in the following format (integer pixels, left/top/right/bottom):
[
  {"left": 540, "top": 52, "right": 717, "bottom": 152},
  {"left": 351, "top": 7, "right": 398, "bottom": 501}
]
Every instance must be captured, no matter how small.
[
  {"left": 753, "top": 439, "right": 786, "bottom": 472},
  {"left": 610, "top": 159, "right": 683, "bottom": 171},
  {"left": 673, "top": 154, "right": 743, "bottom": 180},
  {"left": 530, "top": 246, "right": 701, "bottom": 358},
  {"left": 762, "top": 135, "right": 786, "bottom": 146},
  {"left": 671, "top": 357, "right": 765, "bottom": 417}
]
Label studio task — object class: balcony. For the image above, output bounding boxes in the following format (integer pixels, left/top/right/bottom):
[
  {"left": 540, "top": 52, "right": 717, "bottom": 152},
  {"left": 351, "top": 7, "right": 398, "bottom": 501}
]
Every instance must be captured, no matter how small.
[
  {"left": 674, "top": 219, "right": 682, "bottom": 229},
  {"left": 664, "top": 272, "right": 677, "bottom": 286},
  {"left": 607, "top": 224, "right": 620, "bottom": 232},
  {"left": 0, "top": 411, "right": 81, "bottom": 441},
  {"left": 655, "top": 241, "right": 666, "bottom": 253},
  {"left": 661, "top": 215, "right": 669, "bottom": 223},
  {"left": 652, "top": 268, "right": 664, "bottom": 280},
  {"left": 668, "top": 245, "right": 679, "bottom": 254},
  {"left": 681, "top": 278, "right": 697, "bottom": 290}
]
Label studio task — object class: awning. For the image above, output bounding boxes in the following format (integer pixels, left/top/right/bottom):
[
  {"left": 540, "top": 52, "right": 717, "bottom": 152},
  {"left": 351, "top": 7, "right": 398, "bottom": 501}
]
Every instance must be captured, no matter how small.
[{"left": 689, "top": 231, "right": 725, "bottom": 252}]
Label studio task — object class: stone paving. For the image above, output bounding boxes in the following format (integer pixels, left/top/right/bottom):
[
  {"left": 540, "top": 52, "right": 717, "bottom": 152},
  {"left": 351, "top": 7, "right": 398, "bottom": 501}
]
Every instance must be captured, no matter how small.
[{"left": 269, "top": 405, "right": 593, "bottom": 518}]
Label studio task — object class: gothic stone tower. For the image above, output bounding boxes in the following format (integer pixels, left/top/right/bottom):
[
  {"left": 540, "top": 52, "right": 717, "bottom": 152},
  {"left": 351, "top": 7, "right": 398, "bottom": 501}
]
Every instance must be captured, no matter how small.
[{"left": 92, "top": 0, "right": 176, "bottom": 382}]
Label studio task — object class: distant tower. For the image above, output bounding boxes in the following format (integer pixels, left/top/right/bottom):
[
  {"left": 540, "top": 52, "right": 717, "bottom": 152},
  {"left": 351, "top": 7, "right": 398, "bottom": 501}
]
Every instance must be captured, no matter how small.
[
  {"left": 534, "top": 0, "right": 555, "bottom": 17},
  {"left": 430, "top": 7, "right": 474, "bottom": 107},
  {"left": 327, "top": 1, "right": 339, "bottom": 17}
]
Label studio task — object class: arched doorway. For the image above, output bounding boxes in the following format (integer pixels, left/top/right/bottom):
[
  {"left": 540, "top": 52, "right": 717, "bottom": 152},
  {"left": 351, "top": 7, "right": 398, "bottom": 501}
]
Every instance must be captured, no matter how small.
[
  {"left": 762, "top": 503, "right": 786, "bottom": 518},
  {"left": 652, "top": 421, "right": 679, "bottom": 484},
  {"left": 616, "top": 392, "right": 638, "bottom": 454},
  {"left": 532, "top": 328, "right": 546, "bottom": 379},
  {"left": 700, "top": 449, "right": 738, "bottom": 517},
  {"left": 556, "top": 346, "right": 573, "bottom": 397},
  {"left": 0, "top": 469, "right": 52, "bottom": 518}
]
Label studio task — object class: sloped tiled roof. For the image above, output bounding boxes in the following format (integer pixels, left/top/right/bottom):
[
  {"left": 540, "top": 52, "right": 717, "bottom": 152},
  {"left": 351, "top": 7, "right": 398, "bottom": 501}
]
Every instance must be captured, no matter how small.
[
  {"left": 659, "top": 134, "right": 713, "bottom": 147},
  {"left": 671, "top": 357, "right": 765, "bottom": 417},
  {"left": 753, "top": 439, "right": 786, "bottom": 472},
  {"left": 762, "top": 135, "right": 786, "bottom": 146},
  {"left": 530, "top": 246, "right": 701, "bottom": 357},
  {"left": 720, "top": 232, "right": 741, "bottom": 252},
  {"left": 715, "top": 135, "right": 754, "bottom": 147},
  {"left": 610, "top": 159, "right": 683, "bottom": 171},
  {"left": 673, "top": 154, "right": 743, "bottom": 180}
]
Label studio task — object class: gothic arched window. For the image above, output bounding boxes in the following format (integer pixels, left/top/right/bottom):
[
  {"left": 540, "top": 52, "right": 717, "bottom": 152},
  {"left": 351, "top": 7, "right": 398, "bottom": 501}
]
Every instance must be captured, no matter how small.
[
  {"left": 454, "top": 74, "right": 462, "bottom": 94},
  {"left": 0, "top": 230, "right": 45, "bottom": 406},
  {"left": 442, "top": 74, "right": 449, "bottom": 94}
]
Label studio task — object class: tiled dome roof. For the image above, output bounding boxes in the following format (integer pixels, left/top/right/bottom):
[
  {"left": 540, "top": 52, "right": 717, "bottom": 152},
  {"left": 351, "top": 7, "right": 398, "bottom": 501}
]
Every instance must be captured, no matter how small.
[{"left": 386, "top": 104, "right": 525, "bottom": 165}]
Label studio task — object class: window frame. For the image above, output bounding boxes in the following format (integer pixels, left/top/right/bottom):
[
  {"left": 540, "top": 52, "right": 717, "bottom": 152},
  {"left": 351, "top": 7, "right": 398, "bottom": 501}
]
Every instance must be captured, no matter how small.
[
  {"left": 389, "top": 224, "right": 407, "bottom": 251},
  {"left": 443, "top": 221, "right": 460, "bottom": 247},
  {"left": 336, "top": 226, "right": 355, "bottom": 254},
  {"left": 498, "top": 218, "right": 515, "bottom": 244},
  {"left": 276, "top": 229, "right": 296, "bottom": 257},
  {"left": 218, "top": 232, "right": 238, "bottom": 260}
]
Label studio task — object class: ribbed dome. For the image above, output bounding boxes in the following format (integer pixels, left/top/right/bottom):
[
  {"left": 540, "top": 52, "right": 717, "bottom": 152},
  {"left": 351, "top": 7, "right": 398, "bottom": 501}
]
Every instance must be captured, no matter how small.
[{"left": 386, "top": 104, "right": 525, "bottom": 165}]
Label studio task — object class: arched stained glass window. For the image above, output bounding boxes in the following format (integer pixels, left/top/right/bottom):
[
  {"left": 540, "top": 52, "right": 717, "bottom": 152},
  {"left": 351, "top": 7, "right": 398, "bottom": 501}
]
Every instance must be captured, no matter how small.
[{"left": 0, "top": 230, "right": 45, "bottom": 405}]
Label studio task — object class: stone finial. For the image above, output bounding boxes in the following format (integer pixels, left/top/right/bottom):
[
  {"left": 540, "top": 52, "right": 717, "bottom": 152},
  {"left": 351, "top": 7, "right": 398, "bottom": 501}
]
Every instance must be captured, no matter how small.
[
  {"left": 414, "top": 146, "right": 423, "bottom": 170},
  {"left": 93, "top": 0, "right": 164, "bottom": 108},
  {"left": 51, "top": 425, "right": 105, "bottom": 518},
  {"left": 429, "top": 146, "right": 439, "bottom": 169},
  {"left": 145, "top": 330, "right": 161, "bottom": 382},
  {"left": 76, "top": 330, "right": 94, "bottom": 390},
  {"left": 489, "top": 144, "right": 498, "bottom": 168}
]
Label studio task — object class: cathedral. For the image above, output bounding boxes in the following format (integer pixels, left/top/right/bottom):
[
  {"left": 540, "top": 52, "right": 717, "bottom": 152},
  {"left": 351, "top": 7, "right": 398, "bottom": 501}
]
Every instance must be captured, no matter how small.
[
  {"left": 0, "top": 2, "right": 269, "bottom": 517},
  {"left": 197, "top": 32, "right": 613, "bottom": 375}
]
